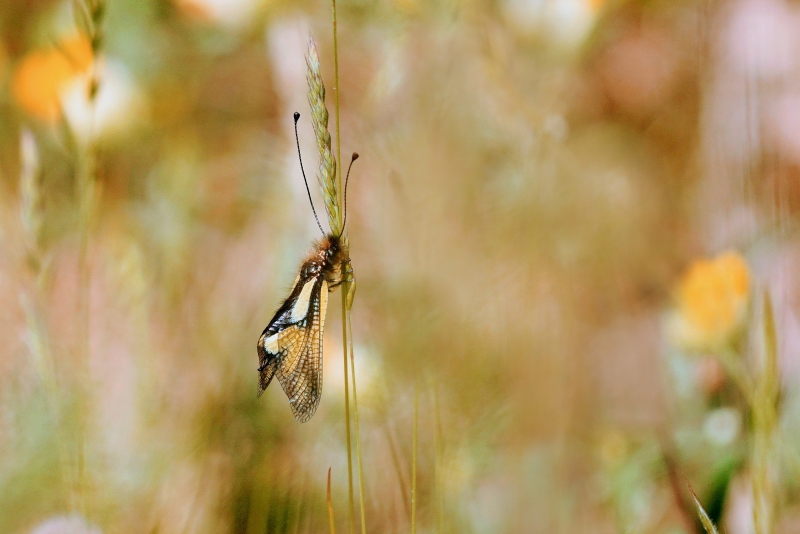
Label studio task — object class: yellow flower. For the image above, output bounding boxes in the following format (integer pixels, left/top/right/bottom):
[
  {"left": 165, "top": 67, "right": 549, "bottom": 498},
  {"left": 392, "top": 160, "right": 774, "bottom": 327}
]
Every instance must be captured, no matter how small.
[
  {"left": 11, "top": 35, "right": 93, "bottom": 122},
  {"left": 669, "top": 251, "right": 751, "bottom": 352}
]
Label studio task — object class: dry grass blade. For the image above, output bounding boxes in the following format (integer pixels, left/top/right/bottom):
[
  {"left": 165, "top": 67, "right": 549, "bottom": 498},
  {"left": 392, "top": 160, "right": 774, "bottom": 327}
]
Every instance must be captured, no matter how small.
[
  {"left": 687, "top": 481, "right": 720, "bottom": 534},
  {"left": 70, "top": 0, "right": 106, "bottom": 517},
  {"left": 347, "top": 315, "right": 366, "bottom": 534},
  {"left": 752, "top": 291, "right": 779, "bottom": 534},
  {"left": 761, "top": 291, "right": 778, "bottom": 403},
  {"left": 328, "top": 468, "right": 337, "bottom": 534},
  {"left": 340, "top": 287, "right": 356, "bottom": 534},
  {"left": 432, "top": 382, "right": 444, "bottom": 532},
  {"left": 412, "top": 383, "right": 418, "bottom": 534}
]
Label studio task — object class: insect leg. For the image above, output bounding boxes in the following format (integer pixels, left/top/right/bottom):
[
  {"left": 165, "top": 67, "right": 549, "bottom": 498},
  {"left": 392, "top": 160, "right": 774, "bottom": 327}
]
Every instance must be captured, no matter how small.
[{"left": 328, "top": 269, "right": 354, "bottom": 289}]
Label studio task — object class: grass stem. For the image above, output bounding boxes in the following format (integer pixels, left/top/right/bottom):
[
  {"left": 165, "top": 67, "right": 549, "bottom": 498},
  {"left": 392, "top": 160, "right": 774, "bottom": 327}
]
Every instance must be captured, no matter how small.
[
  {"left": 383, "top": 423, "right": 410, "bottom": 518},
  {"left": 752, "top": 292, "right": 779, "bottom": 534},
  {"left": 340, "top": 289, "right": 355, "bottom": 534},
  {"left": 73, "top": 0, "right": 106, "bottom": 514},
  {"left": 411, "top": 382, "right": 418, "bottom": 534},
  {"left": 330, "top": 2, "right": 363, "bottom": 533},
  {"left": 688, "top": 481, "right": 720, "bottom": 534},
  {"left": 328, "top": 468, "right": 337, "bottom": 534},
  {"left": 432, "top": 384, "right": 444, "bottom": 533},
  {"left": 347, "top": 313, "right": 367, "bottom": 534}
]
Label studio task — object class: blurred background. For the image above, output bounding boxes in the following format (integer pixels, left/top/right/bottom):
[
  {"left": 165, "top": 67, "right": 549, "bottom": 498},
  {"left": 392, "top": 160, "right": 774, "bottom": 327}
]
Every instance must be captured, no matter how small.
[{"left": 2, "top": 0, "right": 800, "bottom": 532}]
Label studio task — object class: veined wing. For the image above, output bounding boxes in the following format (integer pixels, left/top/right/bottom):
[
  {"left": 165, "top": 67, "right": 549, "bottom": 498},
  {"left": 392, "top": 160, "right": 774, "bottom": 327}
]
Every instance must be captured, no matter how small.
[
  {"left": 257, "top": 274, "right": 306, "bottom": 395},
  {"left": 277, "top": 277, "right": 328, "bottom": 422},
  {"left": 257, "top": 275, "right": 329, "bottom": 423}
]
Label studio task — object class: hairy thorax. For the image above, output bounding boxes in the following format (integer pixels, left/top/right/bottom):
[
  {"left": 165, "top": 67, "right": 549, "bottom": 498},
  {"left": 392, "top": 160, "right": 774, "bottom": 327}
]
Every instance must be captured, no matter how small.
[{"left": 300, "top": 234, "right": 348, "bottom": 287}]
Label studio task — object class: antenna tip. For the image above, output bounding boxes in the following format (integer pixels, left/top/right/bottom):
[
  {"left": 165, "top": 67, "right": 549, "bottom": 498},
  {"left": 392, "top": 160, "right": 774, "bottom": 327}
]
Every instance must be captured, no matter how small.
[
  {"left": 293, "top": 111, "right": 300, "bottom": 122},
  {"left": 352, "top": 152, "right": 359, "bottom": 160}
]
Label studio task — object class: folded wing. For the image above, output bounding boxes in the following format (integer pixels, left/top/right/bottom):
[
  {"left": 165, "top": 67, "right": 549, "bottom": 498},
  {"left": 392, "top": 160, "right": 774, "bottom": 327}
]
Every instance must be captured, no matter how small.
[{"left": 257, "top": 275, "right": 329, "bottom": 423}]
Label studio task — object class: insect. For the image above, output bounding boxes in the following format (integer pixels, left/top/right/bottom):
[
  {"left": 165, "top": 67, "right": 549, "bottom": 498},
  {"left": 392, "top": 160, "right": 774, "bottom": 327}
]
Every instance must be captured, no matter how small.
[{"left": 257, "top": 111, "right": 357, "bottom": 423}]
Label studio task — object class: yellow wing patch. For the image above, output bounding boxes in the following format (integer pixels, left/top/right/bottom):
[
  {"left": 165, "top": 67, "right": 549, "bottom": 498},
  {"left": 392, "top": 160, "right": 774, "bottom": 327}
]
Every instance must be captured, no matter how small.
[{"left": 258, "top": 278, "right": 330, "bottom": 422}]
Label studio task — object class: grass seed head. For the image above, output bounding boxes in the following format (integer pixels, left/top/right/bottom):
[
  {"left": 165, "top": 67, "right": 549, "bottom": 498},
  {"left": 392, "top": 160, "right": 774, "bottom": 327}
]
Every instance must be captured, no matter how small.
[{"left": 306, "top": 37, "right": 341, "bottom": 236}]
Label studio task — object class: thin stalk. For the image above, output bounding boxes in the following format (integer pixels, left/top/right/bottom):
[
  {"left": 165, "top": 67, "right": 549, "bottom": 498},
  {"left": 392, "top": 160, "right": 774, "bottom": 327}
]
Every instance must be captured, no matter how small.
[
  {"left": 331, "top": 1, "right": 359, "bottom": 532},
  {"left": 341, "top": 289, "right": 356, "bottom": 534},
  {"left": 347, "top": 312, "right": 367, "bottom": 534},
  {"left": 432, "top": 384, "right": 444, "bottom": 533},
  {"left": 72, "top": 0, "right": 106, "bottom": 517},
  {"left": 688, "top": 481, "right": 720, "bottom": 534},
  {"left": 752, "top": 292, "right": 779, "bottom": 534},
  {"left": 292, "top": 475, "right": 307, "bottom": 534},
  {"left": 383, "top": 422, "right": 410, "bottom": 519},
  {"left": 328, "top": 468, "right": 337, "bottom": 534},
  {"left": 74, "top": 71, "right": 98, "bottom": 529},
  {"left": 411, "top": 383, "right": 418, "bottom": 534},
  {"left": 75, "top": 148, "right": 95, "bottom": 518},
  {"left": 752, "top": 413, "right": 777, "bottom": 534}
]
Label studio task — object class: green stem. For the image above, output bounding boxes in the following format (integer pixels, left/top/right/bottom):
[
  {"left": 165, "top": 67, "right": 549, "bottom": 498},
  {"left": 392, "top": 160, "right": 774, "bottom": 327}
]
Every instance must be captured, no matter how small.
[
  {"left": 76, "top": 120, "right": 98, "bottom": 521},
  {"left": 411, "top": 382, "right": 418, "bottom": 534},
  {"left": 752, "top": 405, "right": 777, "bottom": 534},
  {"left": 752, "top": 292, "right": 780, "bottom": 534},
  {"left": 327, "top": 468, "right": 337, "bottom": 534},
  {"left": 433, "top": 384, "right": 444, "bottom": 533},
  {"left": 332, "top": 2, "right": 356, "bottom": 532},
  {"left": 340, "top": 287, "right": 355, "bottom": 534},
  {"left": 348, "top": 311, "right": 367, "bottom": 534},
  {"left": 73, "top": 0, "right": 106, "bottom": 516}
]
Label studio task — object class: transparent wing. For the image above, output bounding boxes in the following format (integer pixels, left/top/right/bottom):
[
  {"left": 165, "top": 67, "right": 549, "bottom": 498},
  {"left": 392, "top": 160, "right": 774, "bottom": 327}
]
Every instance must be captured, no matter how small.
[
  {"left": 276, "top": 278, "right": 328, "bottom": 422},
  {"left": 257, "top": 275, "right": 304, "bottom": 397}
]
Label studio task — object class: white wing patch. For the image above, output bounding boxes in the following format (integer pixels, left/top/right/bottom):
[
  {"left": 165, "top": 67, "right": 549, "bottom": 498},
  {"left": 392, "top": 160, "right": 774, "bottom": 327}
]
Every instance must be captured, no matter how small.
[
  {"left": 262, "top": 332, "right": 280, "bottom": 353},
  {"left": 257, "top": 271, "right": 334, "bottom": 422},
  {"left": 290, "top": 278, "right": 317, "bottom": 323}
]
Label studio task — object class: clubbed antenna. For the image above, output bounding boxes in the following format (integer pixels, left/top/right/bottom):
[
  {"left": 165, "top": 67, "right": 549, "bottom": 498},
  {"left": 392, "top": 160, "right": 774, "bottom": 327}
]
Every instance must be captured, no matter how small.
[
  {"left": 293, "top": 112, "right": 325, "bottom": 235},
  {"left": 342, "top": 152, "right": 358, "bottom": 233},
  {"left": 306, "top": 38, "right": 341, "bottom": 236}
]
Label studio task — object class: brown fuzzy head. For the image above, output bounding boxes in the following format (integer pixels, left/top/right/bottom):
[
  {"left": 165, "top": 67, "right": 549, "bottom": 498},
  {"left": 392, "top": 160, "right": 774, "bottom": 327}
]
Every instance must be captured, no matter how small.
[{"left": 300, "top": 233, "right": 348, "bottom": 286}]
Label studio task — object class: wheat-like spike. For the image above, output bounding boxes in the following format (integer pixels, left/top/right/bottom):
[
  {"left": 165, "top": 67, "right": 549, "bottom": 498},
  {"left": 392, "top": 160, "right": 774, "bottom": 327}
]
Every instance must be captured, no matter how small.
[{"left": 306, "top": 37, "right": 341, "bottom": 236}]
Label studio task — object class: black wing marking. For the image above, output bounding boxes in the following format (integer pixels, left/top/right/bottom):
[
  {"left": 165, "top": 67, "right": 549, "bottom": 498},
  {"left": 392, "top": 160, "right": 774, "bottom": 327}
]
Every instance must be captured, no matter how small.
[
  {"left": 258, "top": 275, "right": 302, "bottom": 396},
  {"left": 257, "top": 275, "right": 329, "bottom": 423},
  {"left": 277, "top": 277, "right": 328, "bottom": 422}
]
